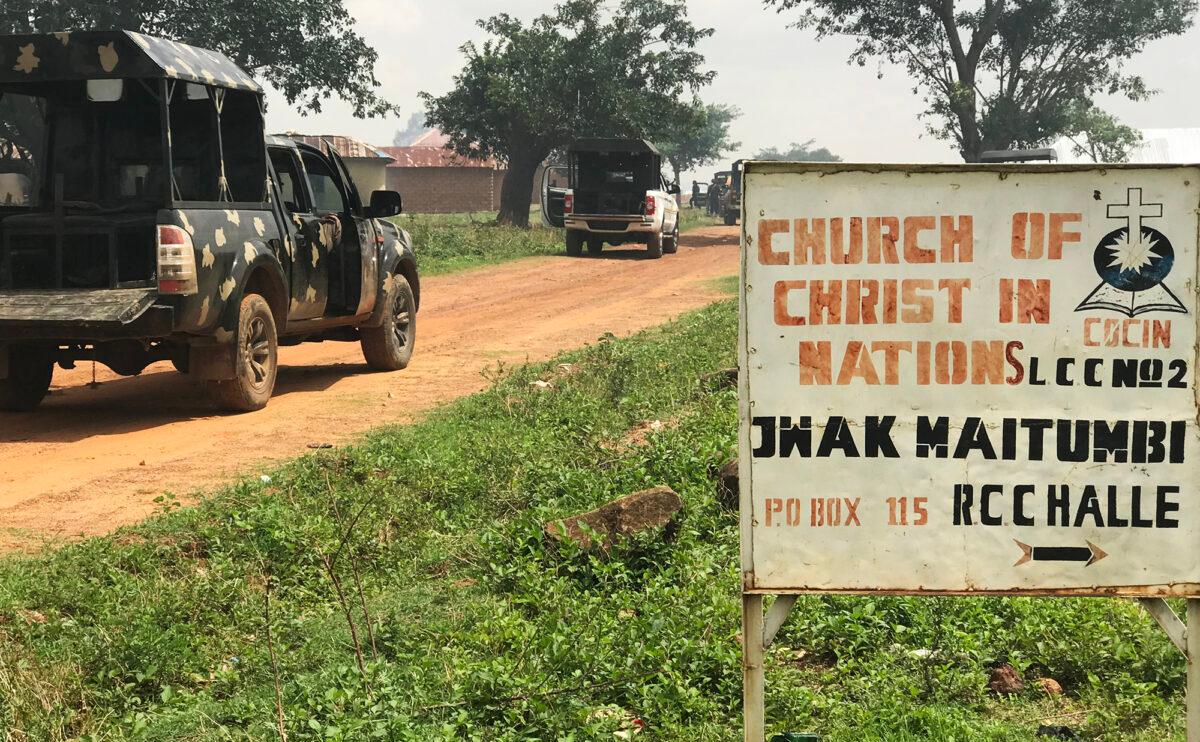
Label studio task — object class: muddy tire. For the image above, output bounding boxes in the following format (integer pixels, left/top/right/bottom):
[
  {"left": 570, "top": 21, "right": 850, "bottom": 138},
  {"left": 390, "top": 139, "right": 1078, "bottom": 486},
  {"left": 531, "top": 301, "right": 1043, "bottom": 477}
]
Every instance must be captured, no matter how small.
[
  {"left": 646, "top": 231, "right": 663, "bottom": 259},
  {"left": 361, "top": 273, "right": 417, "bottom": 371},
  {"left": 0, "top": 345, "right": 54, "bottom": 412},
  {"left": 723, "top": 212, "right": 737, "bottom": 227},
  {"left": 566, "top": 230, "right": 585, "bottom": 257},
  {"left": 206, "top": 293, "right": 278, "bottom": 412},
  {"left": 663, "top": 226, "right": 679, "bottom": 254},
  {"left": 170, "top": 347, "right": 190, "bottom": 374},
  {"left": 586, "top": 236, "right": 604, "bottom": 255}
]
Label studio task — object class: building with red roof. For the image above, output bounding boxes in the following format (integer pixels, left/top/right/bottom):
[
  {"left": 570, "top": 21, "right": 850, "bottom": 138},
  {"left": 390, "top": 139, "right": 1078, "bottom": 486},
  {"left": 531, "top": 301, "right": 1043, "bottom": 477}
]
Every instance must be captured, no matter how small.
[{"left": 382, "top": 130, "right": 536, "bottom": 214}]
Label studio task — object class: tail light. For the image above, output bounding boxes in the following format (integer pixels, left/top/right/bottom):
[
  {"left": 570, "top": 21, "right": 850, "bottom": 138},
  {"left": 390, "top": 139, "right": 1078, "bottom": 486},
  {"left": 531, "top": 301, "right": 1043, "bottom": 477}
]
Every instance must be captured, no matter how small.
[
  {"left": 157, "top": 224, "right": 198, "bottom": 295},
  {"left": 644, "top": 194, "right": 656, "bottom": 218},
  {"left": 564, "top": 192, "right": 574, "bottom": 215}
]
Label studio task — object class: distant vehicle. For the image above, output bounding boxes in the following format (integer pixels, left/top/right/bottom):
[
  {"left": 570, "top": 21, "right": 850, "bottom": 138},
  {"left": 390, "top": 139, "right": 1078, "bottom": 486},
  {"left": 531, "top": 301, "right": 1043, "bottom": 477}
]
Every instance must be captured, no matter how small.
[
  {"left": 542, "top": 138, "right": 680, "bottom": 259},
  {"left": 690, "top": 183, "right": 709, "bottom": 208},
  {"left": 0, "top": 31, "right": 420, "bottom": 412},
  {"left": 718, "top": 159, "right": 745, "bottom": 226}
]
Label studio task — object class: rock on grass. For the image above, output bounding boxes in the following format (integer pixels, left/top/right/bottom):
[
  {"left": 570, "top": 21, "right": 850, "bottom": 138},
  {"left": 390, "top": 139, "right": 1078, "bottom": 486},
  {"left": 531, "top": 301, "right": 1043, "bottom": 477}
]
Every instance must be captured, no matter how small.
[{"left": 545, "top": 486, "right": 683, "bottom": 550}]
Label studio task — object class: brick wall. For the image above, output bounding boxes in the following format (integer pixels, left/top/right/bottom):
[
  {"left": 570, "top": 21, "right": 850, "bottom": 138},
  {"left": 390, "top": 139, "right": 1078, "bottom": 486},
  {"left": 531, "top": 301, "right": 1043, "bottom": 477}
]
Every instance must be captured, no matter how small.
[
  {"left": 387, "top": 167, "right": 499, "bottom": 214},
  {"left": 387, "top": 167, "right": 546, "bottom": 214}
]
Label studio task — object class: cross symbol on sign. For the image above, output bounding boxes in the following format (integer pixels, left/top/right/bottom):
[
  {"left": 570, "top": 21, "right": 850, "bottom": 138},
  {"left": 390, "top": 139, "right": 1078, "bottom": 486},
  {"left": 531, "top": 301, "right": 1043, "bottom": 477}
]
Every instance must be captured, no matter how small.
[{"left": 1107, "top": 187, "right": 1163, "bottom": 240}]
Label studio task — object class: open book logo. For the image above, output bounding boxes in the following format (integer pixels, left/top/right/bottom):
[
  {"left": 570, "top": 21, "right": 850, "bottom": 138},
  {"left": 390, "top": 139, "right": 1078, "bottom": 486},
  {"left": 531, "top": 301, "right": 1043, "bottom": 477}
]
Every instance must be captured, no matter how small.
[{"left": 1076, "top": 187, "right": 1188, "bottom": 318}]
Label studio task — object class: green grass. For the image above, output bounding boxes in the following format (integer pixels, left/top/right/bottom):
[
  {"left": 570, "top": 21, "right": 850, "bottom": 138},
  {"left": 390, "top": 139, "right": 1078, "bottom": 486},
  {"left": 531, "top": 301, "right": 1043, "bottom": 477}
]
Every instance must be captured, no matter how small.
[
  {"left": 0, "top": 300, "right": 1187, "bottom": 740},
  {"left": 396, "top": 208, "right": 722, "bottom": 276},
  {"left": 393, "top": 212, "right": 565, "bottom": 276},
  {"left": 677, "top": 208, "right": 721, "bottom": 234},
  {"left": 706, "top": 274, "right": 740, "bottom": 296}
]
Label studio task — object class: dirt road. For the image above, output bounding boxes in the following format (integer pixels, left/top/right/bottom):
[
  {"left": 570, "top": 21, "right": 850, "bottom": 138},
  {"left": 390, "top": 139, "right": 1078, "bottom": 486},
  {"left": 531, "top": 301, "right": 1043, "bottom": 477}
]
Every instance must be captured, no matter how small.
[{"left": 0, "top": 226, "right": 738, "bottom": 549}]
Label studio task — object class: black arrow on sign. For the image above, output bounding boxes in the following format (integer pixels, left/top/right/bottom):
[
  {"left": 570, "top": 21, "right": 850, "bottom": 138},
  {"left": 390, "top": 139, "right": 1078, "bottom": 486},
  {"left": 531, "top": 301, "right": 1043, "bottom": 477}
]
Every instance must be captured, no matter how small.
[{"left": 1014, "top": 540, "right": 1108, "bottom": 567}]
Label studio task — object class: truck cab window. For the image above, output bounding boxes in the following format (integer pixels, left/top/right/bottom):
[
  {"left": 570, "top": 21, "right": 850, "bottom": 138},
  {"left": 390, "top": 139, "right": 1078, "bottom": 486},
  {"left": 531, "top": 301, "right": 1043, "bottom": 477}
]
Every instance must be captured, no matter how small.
[
  {"left": 301, "top": 152, "right": 347, "bottom": 214},
  {"left": 269, "top": 148, "right": 307, "bottom": 213}
]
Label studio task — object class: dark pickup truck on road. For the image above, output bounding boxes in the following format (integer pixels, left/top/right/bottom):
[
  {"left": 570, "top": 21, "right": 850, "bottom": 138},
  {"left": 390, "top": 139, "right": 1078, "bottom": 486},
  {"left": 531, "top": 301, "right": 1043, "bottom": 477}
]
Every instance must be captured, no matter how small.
[{"left": 0, "top": 31, "right": 420, "bottom": 412}]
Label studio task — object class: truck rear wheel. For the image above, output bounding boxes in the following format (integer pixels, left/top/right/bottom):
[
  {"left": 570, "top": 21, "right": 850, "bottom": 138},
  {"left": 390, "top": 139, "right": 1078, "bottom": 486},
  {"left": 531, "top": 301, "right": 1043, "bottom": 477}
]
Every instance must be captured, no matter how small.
[
  {"left": 361, "top": 273, "right": 416, "bottom": 371},
  {"left": 206, "top": 293, "right": 278, "bottom": 412},
  {"left": 566, "top": 230, "right": 585, "bottom": 257},
  {"left": 663, "top": 226, "right": 679, "bottom": 254},
  {"left": 723, "top": 211, "right": 737, "bottom": 227},
  {"left": 586, "top": 236, "right": 604, "bottom": 255},
  {"left": 0, "top": 345, "right": 54, "bottom": 412},
  {"left": 646, "top": 231, "right": 663, "bottom": 259}
]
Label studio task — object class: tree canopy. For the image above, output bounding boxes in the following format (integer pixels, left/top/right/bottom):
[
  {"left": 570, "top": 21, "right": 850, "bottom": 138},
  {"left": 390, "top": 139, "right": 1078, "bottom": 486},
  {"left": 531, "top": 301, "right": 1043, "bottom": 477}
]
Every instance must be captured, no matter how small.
[
  {"left": 657, "top": 102, "right": 741, "bottom": 185},
  {"left": 754, "top": 140, "right": 841, "bottom": 162},
  {"left": 1, "top": 0, "right": 392, "bottom": 117},
  {"left": 422, "top": 0, "right": 715, "bottom": 227},
  {"left": 764, "top": 0, "right": 1195, "bottom": 162},
  {"left": 1062, "top": 103, "right": 1144, "bottom": 163}
]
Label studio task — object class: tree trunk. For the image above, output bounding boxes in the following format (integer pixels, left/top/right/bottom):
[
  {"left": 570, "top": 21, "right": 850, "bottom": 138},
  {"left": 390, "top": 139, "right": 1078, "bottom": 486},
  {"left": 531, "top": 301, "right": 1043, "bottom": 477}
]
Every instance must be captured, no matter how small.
[
  {"left": 939, "top": 0, "right": 1006, "bottom": 163},
  {"left": 497, "top": 152, "right": 543, "bottom": 228},
  {"left": 960, "top": 119, "right": 984, "bottom": 162}
]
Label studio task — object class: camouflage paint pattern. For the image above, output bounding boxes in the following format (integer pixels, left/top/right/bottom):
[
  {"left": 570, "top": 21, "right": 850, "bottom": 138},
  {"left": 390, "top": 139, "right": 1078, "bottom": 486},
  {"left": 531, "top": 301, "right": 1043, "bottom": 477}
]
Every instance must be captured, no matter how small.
[
  {"left": 160, "top": 206, "right": 284, "bottom": 333},
  {"left": 0, "top": 30, "right": 259, "bottom": 92}
]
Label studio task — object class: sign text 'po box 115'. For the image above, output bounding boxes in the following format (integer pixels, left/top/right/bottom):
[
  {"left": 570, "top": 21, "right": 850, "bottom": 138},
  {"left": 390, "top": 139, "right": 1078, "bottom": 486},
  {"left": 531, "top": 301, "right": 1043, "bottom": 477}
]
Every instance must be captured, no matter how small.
[{"left": 739, "top": 163, "right": 1200, "bottom": 596}]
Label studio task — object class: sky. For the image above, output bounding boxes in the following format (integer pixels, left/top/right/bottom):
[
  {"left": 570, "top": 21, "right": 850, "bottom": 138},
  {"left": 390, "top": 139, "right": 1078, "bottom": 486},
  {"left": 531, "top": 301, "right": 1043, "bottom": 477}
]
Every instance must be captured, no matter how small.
[{"left": 263, "top": 0, "right": 1200, "bottom": 180}]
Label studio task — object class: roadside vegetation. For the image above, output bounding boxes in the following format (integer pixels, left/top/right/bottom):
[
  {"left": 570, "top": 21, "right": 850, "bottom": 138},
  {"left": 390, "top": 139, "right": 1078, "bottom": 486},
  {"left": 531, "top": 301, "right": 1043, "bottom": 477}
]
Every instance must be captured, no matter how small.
[
  {"left": 0, "top": 294, "right": 1185, "bottom": 741},
  {"left": 396, "top": 211, "right": 563, "bottom": 276},
  {"left": 400, "top": 209, "right": 721, "bottom": 276}
]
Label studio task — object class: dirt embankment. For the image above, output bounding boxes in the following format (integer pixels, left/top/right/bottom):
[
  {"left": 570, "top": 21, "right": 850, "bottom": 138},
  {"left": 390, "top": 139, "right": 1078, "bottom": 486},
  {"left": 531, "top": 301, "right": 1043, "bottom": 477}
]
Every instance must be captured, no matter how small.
[{"left": 0, "top": 226, "right": 739, "bottom": 550}]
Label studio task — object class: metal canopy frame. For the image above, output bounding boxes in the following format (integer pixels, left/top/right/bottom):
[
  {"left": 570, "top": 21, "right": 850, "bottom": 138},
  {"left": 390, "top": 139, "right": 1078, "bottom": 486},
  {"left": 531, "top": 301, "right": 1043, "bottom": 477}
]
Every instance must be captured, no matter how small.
[{"left": 157, "top": 80, "right": 267, "bottom": 206}]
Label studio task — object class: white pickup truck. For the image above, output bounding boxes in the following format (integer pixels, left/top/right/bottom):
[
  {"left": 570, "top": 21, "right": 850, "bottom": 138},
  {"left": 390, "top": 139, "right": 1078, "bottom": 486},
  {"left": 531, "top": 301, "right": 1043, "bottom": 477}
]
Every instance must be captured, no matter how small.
[{"left": 542, "top": 138, "right": 680, "bottom": 259}]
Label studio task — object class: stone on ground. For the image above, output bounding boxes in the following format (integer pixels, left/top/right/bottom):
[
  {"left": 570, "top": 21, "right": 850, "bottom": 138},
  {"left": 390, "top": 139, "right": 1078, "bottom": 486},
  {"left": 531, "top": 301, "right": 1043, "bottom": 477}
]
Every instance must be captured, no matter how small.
[
  {"left": 545, "top": 486, "right": 683, "bottom": 549},
  {"left": 988, "top": 664, "right": 1024, "bottom": 695}
]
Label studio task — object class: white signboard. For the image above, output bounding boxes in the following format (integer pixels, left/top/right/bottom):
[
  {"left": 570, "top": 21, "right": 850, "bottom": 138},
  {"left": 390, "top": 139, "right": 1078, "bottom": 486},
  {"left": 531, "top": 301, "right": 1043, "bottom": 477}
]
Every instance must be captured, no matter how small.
[{"left": 740, "top": 163, "right": 1200, "bottom": 596}]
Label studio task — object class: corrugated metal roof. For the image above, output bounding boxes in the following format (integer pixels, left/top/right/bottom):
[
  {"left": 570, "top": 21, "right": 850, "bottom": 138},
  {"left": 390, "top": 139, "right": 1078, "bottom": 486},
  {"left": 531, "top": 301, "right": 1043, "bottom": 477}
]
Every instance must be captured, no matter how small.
[
  {"left": 409, "top": 130, "right": 450, "bottom": 147},
  {"left": 276, "top": 133, "right": 394, "bottom": 162},
  {"left": 381, "top": 145, "right": 499, "bottom": 169},
  {"left": 1052, "top": 128, "right": 1200, "bottom": 164}
]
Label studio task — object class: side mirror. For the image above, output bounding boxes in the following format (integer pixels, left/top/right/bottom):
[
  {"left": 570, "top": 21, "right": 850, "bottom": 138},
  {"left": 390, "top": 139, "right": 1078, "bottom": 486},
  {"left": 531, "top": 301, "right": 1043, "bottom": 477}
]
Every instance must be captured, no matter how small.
[
  {"left": 667, "top": 183, "right": 681, "bottom": 196},
  {"left": 368, "top": 190, "right": 402, "bottom": 218}
]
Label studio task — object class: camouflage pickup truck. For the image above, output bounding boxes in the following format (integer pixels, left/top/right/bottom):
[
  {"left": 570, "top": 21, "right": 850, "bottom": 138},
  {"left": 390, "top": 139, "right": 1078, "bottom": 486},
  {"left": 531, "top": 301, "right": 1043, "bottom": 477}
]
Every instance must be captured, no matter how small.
[{"left": 0, "top": 31, "right": 420, "bottom": 412}]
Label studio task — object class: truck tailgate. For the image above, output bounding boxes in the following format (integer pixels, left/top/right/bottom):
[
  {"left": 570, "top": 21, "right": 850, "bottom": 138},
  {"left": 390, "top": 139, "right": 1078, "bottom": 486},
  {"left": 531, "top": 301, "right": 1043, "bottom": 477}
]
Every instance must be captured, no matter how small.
[{"left": 0, "top": 288, "right": 171, "bottom": 337}]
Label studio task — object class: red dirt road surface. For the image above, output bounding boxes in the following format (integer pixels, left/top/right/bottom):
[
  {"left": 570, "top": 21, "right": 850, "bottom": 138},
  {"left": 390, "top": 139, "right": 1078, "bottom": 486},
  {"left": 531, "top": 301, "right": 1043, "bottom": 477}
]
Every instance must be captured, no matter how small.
[{"left": 0, "top": 226, "right": 739, "bottom": 549}]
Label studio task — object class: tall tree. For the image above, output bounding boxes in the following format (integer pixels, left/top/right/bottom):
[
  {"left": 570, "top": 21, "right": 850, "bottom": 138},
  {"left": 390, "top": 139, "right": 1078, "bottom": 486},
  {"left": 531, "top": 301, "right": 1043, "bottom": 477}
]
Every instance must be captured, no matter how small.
[
  {"left": 0, "top": 0, "right": 392, "bottom": 117},
  {"left": 754, "top": 140, "right": 841, "bottom": 161},
  {"left": 764, "top": 0, "right": 1195, "bottom": 162},
  {"left": 658, "top": 101, "right": 741, "bottom": 186},
  {"left": 422, "top": 0, "right": 714, "bottom": 227}
]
